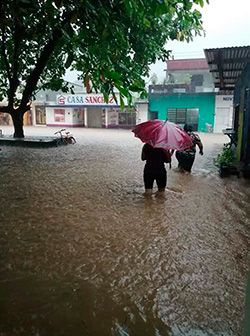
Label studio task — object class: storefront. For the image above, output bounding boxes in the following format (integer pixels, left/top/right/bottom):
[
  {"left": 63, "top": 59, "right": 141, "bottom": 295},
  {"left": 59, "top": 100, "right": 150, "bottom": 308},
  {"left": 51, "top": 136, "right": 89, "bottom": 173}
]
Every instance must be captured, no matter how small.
[
  {"left": 105, "top": 107, "right": 137, "bottom": 128},
  {"left": 44, "top": 93, "right": 138, "bottom": 129},
  {"left": 46, "top": 106, "right": 85, "bottom": 127}
]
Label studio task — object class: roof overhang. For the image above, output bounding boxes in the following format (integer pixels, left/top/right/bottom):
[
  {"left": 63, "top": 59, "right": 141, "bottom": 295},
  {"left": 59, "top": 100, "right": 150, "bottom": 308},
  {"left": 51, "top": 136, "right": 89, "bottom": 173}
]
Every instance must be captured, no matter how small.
[{"left": 204, "top": 46, "right": 250, "bottom": 91}]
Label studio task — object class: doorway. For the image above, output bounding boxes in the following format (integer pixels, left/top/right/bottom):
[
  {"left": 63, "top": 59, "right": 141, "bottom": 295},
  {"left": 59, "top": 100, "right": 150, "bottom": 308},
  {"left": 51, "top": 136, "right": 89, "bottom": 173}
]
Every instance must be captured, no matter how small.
[
  {"left": 149, "top": 111, "right": 158, "bottom": 120},
  {"left": 87, "top": 108, "right": 103, "bottom": 128}
]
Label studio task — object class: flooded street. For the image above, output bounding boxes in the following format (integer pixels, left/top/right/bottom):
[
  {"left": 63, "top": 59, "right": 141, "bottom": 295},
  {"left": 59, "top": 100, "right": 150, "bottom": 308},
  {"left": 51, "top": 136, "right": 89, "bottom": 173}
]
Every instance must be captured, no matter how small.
[{"left": 0, "top": 126, "right": 249, "bottom": 336}]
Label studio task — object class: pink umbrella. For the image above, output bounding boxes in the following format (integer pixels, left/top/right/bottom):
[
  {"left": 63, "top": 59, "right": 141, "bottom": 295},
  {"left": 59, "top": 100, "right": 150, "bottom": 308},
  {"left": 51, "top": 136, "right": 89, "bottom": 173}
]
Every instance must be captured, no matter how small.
[{"left": 132, "top": 120, "right": 193, "bottom": 151}]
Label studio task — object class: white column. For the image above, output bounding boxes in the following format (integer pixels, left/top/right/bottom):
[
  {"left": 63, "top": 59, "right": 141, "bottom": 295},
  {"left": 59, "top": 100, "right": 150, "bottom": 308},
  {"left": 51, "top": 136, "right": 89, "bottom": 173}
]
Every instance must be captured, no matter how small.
[
  {"left": 84, "top": 107, "right": 88, "bottom": 127},
  {"left": 31, "top": 102, "right": 36, "bottom": 126},
  {"left": 105, "top": 108, "right": 108, "bottom": 128}
]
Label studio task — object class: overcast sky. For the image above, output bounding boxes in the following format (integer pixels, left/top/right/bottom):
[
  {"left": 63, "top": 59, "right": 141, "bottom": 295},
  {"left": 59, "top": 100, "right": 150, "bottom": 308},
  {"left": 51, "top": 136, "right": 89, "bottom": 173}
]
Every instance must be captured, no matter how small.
[
  {"left": 65, "top": 0, "right": 250, "bottom": 83},
  {"left": 150, "top": 0, "right": 250, "bottom": 81}
]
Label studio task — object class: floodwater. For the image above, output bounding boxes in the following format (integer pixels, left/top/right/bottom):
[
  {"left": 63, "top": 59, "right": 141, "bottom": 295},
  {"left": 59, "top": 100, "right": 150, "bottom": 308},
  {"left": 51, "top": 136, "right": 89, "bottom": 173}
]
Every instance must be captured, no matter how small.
[{"left": 0, "top": 126, "right": 249, "bottom": 336}]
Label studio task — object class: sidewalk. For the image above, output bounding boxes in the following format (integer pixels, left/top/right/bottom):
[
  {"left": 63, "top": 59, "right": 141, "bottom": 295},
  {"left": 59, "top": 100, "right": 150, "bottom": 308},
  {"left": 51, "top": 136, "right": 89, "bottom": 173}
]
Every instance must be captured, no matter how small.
[{"left": 0, "top": 126, "right": 58, "bottom": 147}]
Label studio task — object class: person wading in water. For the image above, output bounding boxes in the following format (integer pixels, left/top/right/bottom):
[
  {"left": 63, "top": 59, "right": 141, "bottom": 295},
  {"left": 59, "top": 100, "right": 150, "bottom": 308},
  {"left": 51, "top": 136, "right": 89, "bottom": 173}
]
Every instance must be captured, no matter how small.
[
  {"left": 175, "top": 124, "right": 203, "bottom": 173},
  {"left": 141, "top": 143, "right": 172, "bottom": 195}
]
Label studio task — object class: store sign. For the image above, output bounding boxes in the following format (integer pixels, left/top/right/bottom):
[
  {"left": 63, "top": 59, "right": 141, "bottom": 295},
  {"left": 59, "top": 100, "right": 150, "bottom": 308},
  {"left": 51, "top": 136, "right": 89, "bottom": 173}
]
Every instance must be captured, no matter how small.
[
  {"left": 56, "top": 94, "right": 121, "bottom": 106},
  {"left": 223, "top": 96, "right": 233, "bottom": 101}
]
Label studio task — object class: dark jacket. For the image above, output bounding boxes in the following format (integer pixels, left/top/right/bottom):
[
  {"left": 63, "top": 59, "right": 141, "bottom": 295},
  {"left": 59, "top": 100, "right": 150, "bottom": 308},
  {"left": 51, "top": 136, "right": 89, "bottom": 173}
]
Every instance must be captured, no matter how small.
[{"left": 141, "top": 143, "right": 171, "bottom": 171}]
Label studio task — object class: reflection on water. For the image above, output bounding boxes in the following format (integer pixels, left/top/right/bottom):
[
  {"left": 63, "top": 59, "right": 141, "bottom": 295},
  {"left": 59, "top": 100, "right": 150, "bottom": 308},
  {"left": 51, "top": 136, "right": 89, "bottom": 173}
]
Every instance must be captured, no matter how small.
[
  {"left": 0, "top": 278, "right": 170, "bottom": 336},
  {"left": 0, "top": 128, "right": 249, "bottom": 336}
]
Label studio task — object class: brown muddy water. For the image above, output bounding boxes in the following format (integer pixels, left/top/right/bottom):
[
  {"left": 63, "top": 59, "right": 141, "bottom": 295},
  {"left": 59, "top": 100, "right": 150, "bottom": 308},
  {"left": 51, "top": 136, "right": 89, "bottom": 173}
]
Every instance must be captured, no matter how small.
[{"left": 0, "top": 127, "right": 249, "bottom": 336}]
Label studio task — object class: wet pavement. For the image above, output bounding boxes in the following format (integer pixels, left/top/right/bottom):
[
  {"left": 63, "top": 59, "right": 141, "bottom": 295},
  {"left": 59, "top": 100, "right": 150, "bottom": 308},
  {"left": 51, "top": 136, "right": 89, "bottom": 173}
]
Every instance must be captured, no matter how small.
[{"left": 0, "top": 126, "right": 249, "bottom": 336}]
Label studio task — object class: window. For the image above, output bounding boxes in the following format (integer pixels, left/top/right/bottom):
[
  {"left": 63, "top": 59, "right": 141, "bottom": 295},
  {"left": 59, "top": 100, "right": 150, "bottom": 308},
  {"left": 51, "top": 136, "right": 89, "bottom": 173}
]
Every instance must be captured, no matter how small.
[
  {"left": 191, "top": 74, "right": 204, "bottom": 86},
  {"left": 127, "top": 112, "right": 136, "bottom": 125},
  {"left": 35, "top": 105, "right": 46, "bottom": 125},
  {"left": 176, "top": 108, "right": 186, "bottom": 124},
  {"left": 167, "top": 108, "right": 199, "bottom": 131},
  {"left": 118, "top": 110, "right": 136, "bottom": 127},
  {"left": 186, "top": 108, "right": 199, "bottom": 125},
  {"left": 118, "top": 112, "right": 127, "bottom": 125},
  {"left": 54, "top": 109, "right": 65, "bottom": 122}
]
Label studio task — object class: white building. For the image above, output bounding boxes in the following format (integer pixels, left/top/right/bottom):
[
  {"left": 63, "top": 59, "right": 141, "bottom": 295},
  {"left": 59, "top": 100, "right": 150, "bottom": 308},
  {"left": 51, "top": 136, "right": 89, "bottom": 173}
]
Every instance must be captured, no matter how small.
[
  {"left": 33, "top": 92, "right": 148, "bottom": 129},
  {"left": 214, "top": 95, "right": 233, "bottom": 133}
]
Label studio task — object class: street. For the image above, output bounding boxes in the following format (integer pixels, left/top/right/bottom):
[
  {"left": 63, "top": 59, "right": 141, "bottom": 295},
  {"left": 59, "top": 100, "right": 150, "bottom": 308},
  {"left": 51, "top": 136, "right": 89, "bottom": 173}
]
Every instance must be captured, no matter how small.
[{"left": 0, "top": 126, "right": 249, "bottom": 336}]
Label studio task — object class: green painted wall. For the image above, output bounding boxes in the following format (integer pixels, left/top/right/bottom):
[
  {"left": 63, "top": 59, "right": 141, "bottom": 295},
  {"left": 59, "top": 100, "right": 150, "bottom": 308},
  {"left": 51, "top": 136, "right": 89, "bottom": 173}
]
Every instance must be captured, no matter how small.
[{"left": 149, "top": 93, "right": 215, "bottom": 132}]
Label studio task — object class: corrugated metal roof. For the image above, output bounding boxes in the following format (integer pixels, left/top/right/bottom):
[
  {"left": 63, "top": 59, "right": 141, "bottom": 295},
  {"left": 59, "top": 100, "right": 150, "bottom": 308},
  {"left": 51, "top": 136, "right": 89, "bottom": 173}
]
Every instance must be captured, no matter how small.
[
  {"left": 166, "top": 58, "right": 208, "bottom": 71},
  {"left": 204, "top": 46, "right": 250, "bottom": 91}
]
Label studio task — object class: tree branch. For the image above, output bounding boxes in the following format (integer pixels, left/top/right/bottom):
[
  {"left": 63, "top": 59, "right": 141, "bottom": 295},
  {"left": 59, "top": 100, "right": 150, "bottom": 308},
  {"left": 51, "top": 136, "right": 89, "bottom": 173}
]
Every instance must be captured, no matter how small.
[
  {"left": 11, "top": 16, "right": 21, "bottom": 93},
  {"left": 0, "top": 29, "right": 12, "bottom": 83},
  {"left": 19, "top": 7, "right": 76, "bottom": 113},
  {"left": 19, "top": 29, "right": 63, "bottom": 112},
  {"left": 0, "top": 14, "right": 20, "bottom": 109}
]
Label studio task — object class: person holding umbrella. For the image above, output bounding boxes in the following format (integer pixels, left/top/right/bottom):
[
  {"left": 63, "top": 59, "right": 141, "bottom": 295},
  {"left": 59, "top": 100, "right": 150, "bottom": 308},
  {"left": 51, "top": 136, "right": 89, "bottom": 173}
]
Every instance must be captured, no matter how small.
[
  {"left": 141, "top": 143, "right": 172, "bottom": 195},
  {"left": 132, "top": 120, "right": 193, "bottom": 194}
]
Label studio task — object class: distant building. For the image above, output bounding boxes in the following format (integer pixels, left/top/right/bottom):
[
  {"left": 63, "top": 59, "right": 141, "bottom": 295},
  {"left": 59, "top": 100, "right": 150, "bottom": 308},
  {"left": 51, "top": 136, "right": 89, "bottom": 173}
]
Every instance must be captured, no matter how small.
[
  {"left": 149, "top": 58, "right": 233, "bottom": 132},
  {"left": 32, "top": 81, "right": 84, "bottom": 127},
  {"left": 31, "top": 82, "right": 147, "bottom": 129},
  {"left": 0, "top": 79, "right": 148, "bottom": 129},
  {"left": 165, "top": 58, "right": 214, "bottom": 92}
]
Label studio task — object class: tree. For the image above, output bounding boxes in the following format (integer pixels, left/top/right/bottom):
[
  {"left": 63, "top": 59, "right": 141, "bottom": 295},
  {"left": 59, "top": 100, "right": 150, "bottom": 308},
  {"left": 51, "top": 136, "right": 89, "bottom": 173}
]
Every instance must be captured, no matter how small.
[
  {"left": 150, "top": 73, "right": 159, "bottom": 85},
  {"left": 0, "top": 0, "right": 208, "bottom": 137}
]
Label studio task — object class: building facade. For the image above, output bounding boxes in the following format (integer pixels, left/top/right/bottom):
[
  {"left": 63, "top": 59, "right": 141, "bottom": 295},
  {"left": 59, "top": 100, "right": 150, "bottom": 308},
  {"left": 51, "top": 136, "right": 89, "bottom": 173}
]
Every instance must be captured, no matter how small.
[
  {"left": 149, "top": 88, "right": 215, "bottom": 132},
  {"left": 149, "top": 58, "right": 233, "bottom": 132},
  {"left": 32, "top": 93, "right": 147, "bottom": 129}
]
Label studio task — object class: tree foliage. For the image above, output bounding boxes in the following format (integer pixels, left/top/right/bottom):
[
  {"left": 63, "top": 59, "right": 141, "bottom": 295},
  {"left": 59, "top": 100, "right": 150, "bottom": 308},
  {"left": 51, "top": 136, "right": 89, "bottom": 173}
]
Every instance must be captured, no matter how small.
[{"left": 0, "top": 0, "right": 208, "bottom": 136}]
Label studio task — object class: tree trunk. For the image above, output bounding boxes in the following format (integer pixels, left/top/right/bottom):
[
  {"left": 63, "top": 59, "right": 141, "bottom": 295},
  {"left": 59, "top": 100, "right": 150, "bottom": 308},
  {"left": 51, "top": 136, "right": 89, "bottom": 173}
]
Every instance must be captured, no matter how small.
[{"left": 11, "top": 110, "right": 24, "bottom": 138}]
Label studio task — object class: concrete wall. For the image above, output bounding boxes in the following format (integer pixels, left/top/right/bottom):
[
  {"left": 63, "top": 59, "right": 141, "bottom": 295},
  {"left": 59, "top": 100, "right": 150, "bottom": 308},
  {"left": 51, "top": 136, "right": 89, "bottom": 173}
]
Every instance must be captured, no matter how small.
[
  {"left": 136, "top": 103, "right": 148, "bottom": 124},
  {"left": 46, "top": 107, "right": 84, "bottom": 127}
]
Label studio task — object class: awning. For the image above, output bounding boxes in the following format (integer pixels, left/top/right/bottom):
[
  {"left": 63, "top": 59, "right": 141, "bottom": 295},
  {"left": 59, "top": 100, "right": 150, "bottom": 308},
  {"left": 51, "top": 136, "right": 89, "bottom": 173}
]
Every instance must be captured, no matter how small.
[{"left": 204, "top": 46, "right": 250, "bottom": 91}]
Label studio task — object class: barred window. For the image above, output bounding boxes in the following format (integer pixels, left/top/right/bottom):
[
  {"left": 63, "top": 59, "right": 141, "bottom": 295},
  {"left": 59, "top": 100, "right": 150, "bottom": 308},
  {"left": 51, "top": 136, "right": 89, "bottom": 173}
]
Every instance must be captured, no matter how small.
[{"left": 167, "top": 108, "right": 199, "bottom": 131}]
